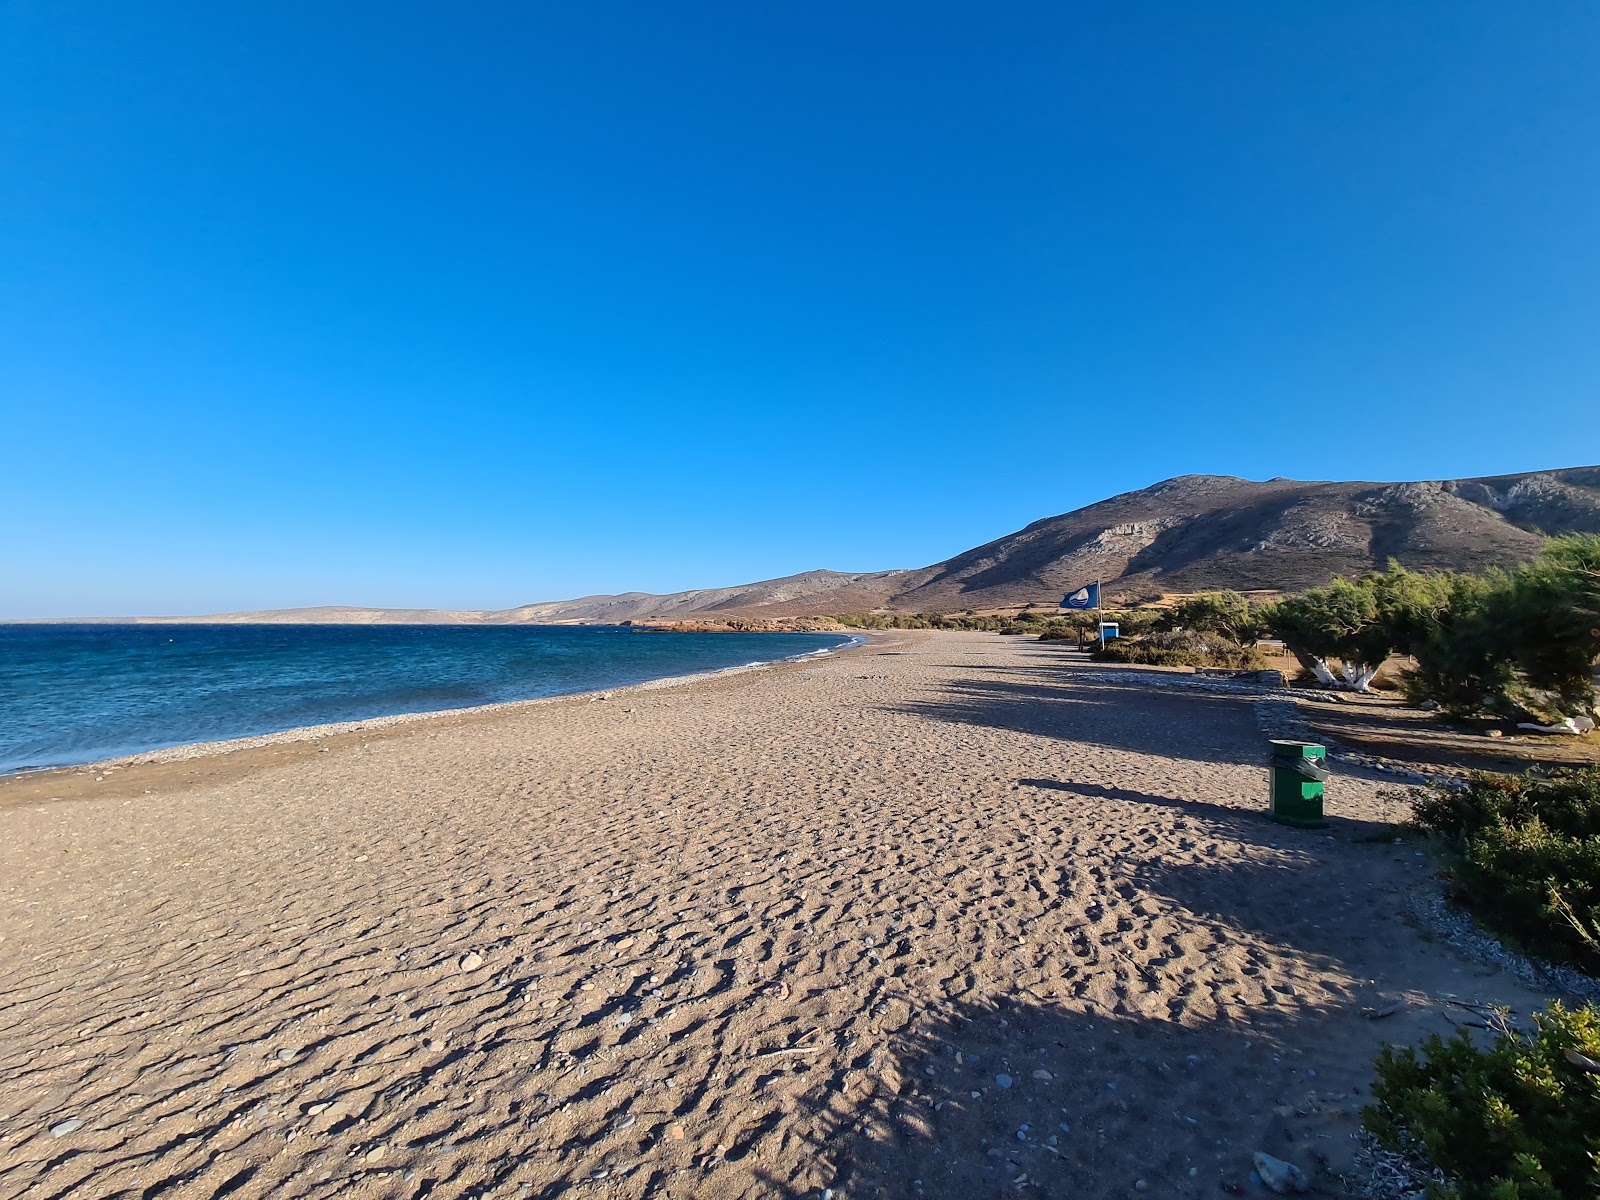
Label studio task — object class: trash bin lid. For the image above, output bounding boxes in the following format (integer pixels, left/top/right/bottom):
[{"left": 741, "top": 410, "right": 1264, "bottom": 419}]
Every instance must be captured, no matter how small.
[{"left": 1268, "top": 739, "right": 1325, "bottom": 759}]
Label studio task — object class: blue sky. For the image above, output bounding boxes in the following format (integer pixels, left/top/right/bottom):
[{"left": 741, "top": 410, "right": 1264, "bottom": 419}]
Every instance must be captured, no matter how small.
[{"left": 3, "top": 3, "right": 1597, "bottom": 617}]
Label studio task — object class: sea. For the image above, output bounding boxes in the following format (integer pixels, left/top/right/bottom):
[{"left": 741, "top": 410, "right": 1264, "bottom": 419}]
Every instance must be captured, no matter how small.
[{"left": 0, "top": 623, "right": 856, "bottom": 775}]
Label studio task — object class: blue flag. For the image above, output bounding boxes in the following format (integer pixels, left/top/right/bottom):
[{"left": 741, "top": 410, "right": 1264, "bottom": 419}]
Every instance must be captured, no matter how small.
[{"left": 1061, "top": 583, "right": 1100, "bottom": 609}]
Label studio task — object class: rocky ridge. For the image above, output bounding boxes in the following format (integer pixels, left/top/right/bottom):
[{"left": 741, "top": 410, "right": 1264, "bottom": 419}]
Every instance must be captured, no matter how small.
[{"left": 53, "top": 465, "right": 1600, "bottom": 623}]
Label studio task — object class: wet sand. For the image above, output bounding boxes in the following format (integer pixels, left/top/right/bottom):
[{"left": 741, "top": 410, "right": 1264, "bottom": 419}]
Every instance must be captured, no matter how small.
[{"left": 0, "top": 632, "right": 1552, "bottom": 1199}]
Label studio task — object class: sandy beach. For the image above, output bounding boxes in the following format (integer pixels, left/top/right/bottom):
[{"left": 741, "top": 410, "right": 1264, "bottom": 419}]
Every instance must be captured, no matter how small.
[{"left": 0, "top": 633, "right": 1555, "bottom": 1199}]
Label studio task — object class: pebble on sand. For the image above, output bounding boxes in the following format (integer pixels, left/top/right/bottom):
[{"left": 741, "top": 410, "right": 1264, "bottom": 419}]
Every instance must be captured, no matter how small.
[
  {"left": 49, "top": 1119, "right": 84, "bottom": 1138},
  {"left": 1253, "top": 1151, "right": 1310, "bottom": 1195},
  {"left": 459, "top": 951, "right": 485, "bottom": 972},
  {"left": 994, "top": 1073, "right": 1013, "bottom": 1088}
]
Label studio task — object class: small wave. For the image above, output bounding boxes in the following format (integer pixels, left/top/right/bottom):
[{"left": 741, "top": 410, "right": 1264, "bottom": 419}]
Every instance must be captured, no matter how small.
[{"left": 781, "top": 635, "right": 865, "bottom": 663}]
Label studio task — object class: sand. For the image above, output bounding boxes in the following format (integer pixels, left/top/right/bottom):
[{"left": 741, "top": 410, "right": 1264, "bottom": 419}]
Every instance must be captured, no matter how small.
[{"left": 0, "top": 633, "right": 1556, "bottom": 1199}]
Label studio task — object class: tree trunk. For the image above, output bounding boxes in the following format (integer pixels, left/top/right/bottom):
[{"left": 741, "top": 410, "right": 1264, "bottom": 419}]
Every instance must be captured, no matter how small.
[
  {"left": 1299, "top": 654, "right": 1377, "bottom": 691},
  {"left": 1339, "top": 661, "right": 1379, "bottom": 692}
]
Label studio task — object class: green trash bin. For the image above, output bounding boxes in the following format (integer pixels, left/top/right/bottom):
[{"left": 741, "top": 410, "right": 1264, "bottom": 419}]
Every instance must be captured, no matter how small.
[{"left": 1268, "top": 740, "right": 1328, "bottom": 827}]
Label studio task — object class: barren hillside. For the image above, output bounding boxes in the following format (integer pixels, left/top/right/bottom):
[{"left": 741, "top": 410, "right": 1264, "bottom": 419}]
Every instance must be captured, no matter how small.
[{"left": 61, "top": 466, "right": 1600, "bottom": 623}]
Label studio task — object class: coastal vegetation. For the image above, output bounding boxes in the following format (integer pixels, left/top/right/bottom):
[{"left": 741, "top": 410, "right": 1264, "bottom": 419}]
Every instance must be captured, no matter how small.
[
  {"left": 1018, "top": 534, "right": 1599, "bottom": 719},
  {"left": 1156, "top": 590, "right": 1266, "bottom": 644},
  {"left": 1089, "top": 591, "right": 1268, "bottom": 668},
  {"left": 1409, "top": 767, "right": 1600, "bottom": 973},
  {"left": 1363, "top": 1001, "right": 1600, "bottom": 1200},
  {"left": 832, "top": 533, "right": 1600, "bottom": 723},
  {"left": 1042, "top": 609, "right": 1160, "bottom": 638},
  {"left": 1260, "top": 535, "right": 1600, "bottom": 720},
  {"left": 1093, "top": 630, "right": 1266, "bottom": 669},
  {"left": 831, "top": 611, "right": 1037, "bottom": 632},
  {"left": 830, "top": 608, "right": 1164, "bottom": 640},
  {"left": 1349, "top": 572, "right": 1600, "bottom": 1200}
]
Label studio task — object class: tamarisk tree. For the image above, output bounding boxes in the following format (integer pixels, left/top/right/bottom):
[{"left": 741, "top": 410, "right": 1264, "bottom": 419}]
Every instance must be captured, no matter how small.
[
  {"left": 1263, "top": 577, "right": 1393, "bottom": 691},
  {"left": 1262, "top": 541, "right": 1600, "bottom": 714}
]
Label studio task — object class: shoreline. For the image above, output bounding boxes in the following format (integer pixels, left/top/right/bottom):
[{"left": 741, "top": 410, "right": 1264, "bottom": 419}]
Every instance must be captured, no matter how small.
[
  {"left": 0, "top": 630, "right": 1560, "bottom": 1198},
  {"left": 0, "top": 632, "right": 871, "bottom": 804}
]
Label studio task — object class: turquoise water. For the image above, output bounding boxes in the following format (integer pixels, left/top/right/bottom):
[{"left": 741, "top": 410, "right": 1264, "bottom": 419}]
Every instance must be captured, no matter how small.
[{"left": 0, "top": 623, "right": 854, "bottom": 774}]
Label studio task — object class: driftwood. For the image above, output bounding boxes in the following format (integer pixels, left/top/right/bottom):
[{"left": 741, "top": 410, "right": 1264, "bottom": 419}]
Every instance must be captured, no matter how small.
[
  {"left": 1363, "top": 999, "right": 1410, "bottom": 1020},
  {"left": 755, "top": 1028, "right": 824, "bottom": 1057},
  {"left": 1564, "top": 1048, "right": 1600, "bottom": 1076}
]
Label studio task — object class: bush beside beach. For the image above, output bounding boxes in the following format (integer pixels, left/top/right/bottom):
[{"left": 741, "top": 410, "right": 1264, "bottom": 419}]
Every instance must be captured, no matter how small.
[
  {"left": 1363, "top": 1002, "right": 1600, "bottom": 1200},
  {"left": 1410, "top": 768, "right": 1600, "bottom": 974}
]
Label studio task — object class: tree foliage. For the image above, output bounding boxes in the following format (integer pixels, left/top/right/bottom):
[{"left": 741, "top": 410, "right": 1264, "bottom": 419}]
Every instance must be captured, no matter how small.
[
  {"left": 1503, "top": 535, "right": 1600, "bottom": 716},
  {"left": 1260, "top": 538, "right": 1600, "bottom": 713},
  {"left": 1156, "top": 590, "right": 1265, "bottom": 644},
  {"left": 1260, "top": 576, "right": 1393, "bottom": 688}
]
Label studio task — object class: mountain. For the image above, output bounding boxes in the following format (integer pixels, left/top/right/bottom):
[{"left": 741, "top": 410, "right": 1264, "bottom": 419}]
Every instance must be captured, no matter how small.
[
  {"left": 518, "top": 465, "right": 1600, "bottom": 618},
  {"left": 882, "top": 465, "right": 1600, "bottom": 610},
  {"left": 493, "top": 569, "right": 912, "bottom": 624},
  {"left": 49, "top": 466, "right": 1600, "bottom": 623},
  {"left": 118, "top": 571, "right": 912, "bottom": 625}
]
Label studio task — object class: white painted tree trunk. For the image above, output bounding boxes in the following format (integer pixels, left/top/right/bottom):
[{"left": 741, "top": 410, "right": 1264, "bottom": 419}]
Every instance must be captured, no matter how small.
[
  {"left": 1339, "top": 661, "right": 1379, "bottom": 692},
  {"left": 1306, "top": 657, "right": 1378, "bottom": 691},
  {"left": 1306, "top": 657, "right": 1338, "bottom": 687}
]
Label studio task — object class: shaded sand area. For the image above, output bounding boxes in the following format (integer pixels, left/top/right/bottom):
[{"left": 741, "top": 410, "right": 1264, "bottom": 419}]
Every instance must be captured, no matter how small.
[{"left": 0, "top": 633, "right": 1554, "bottom": 1200}]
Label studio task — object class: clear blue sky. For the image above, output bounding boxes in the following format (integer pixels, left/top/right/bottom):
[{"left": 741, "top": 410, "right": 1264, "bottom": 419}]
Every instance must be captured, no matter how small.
[{"left": 4, "top": 3, "right": 1597, "bottom": 617}]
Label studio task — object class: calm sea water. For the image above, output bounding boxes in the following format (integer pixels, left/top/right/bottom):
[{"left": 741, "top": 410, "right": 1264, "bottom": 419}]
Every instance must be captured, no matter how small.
[{"left": 0, "top": 623, "right": 854, "bottom": 774}]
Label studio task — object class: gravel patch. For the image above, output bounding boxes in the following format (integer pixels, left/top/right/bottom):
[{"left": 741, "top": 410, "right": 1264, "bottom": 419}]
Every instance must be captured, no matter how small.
[{"left": 1408, "top": 888, "right": 1600, "bottom": 1003}]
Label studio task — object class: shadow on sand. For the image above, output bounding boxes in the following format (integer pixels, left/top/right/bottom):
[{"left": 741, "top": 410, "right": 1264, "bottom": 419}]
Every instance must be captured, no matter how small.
[
  {"left": 718, "top": 650, "right": 1432, "bottom": 1198},
  {"left": 892, "top": 667, "right": 1264, "bottom": 770},
  {"left": 1015, "top": 777, "right": 1396, "bottom": 846},
  {"left": 735, "top": 792, "right": 1420, "bottom": 1197},
  {"left": 751, "top": 987, "right": 1362, "bottom": 1200}
]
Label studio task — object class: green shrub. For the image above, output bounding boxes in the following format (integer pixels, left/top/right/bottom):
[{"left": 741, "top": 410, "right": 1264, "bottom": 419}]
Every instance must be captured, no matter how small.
[
  {"left": 1090, "top": 628, "right": 1266, "bottom": 670},
  {"left": 1028, "top": 609, "right": 1170, "bottom": 645},
  {"left": 1112, "top": 608, "right": 1167, "bottom": 637},
  {"left": 831, "top": 611, "right": 1042, "bottom": 634},
  {"left": 1411, "top": 769, "right": 1600, "bottom": 972},
  {"left": 1462, "top": 822, "right": 1600, "bottom": 968},
  {"left": 1034, "top": 620, "right": 1084, "bottom": 643},
  {"left": 1093, "top": 640, "right": 1206, "bottom": 667},
  {"left": 1364, "top": 1001, "right": 1600, "bottom": 1200},
  {"left": 1156, "top": 590, "right": 1266, "bottom": 644}
]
